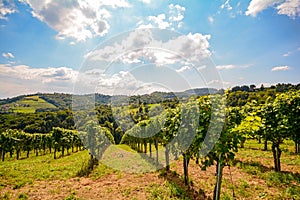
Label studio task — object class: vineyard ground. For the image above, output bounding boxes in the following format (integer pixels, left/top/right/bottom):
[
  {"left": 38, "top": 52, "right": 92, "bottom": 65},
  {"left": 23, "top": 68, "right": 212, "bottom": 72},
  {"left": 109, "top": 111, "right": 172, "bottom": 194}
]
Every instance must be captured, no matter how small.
[{"left": 0, "top": 140, "right": 299, "bottom": 200}]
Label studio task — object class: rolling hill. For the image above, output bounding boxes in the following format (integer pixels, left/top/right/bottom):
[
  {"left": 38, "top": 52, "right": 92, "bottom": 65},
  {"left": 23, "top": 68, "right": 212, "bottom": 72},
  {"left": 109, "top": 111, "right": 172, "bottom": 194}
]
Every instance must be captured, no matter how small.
[{"left": 0, "top": 88, "right": 221, "bottom": 113}]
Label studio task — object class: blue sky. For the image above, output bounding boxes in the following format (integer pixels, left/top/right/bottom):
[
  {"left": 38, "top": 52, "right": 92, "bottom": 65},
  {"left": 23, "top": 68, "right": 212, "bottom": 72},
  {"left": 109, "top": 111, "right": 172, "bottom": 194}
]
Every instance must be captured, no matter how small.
[{"left": 0, "top": 0, "right": 299, "bottom": 98}]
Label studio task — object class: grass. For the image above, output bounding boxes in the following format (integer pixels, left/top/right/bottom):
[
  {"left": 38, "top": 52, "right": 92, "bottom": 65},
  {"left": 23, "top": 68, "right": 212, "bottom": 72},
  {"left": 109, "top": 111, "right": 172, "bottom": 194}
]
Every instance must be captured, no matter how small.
[
  {"left": 0, "top": 151, "right": 91, "bottom": 188},
  {"left": 236, "top": 139, "right": 300, "bottom": 170},
  {"left": 64, "top": 191, "right": 81, "bottom": 200},
  {"left": 147, "top": 181, "right": 190, "bottom": 200},
  {"left": 0, "top": 142, "right": 299, "bottom": 200},
  {"left": 231, "top": 139, "right": 300, "bottom": 199},
  {"left": 101, "top": 144, "right": 160, "bottom": 173},
  {"left": 16, "top": 193, "right": 28, "bottom": 200}
]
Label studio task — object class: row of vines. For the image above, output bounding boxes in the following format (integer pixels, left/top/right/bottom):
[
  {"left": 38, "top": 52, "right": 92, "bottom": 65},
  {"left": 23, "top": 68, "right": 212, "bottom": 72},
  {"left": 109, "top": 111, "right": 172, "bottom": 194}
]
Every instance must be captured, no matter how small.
[
  {"left": 0, "top": 121, "right": 115, "bottom": 162},
  {"left": 0, "top": 127, "right": 83, "bottom": 161},
  {"left": 120, "top": 90, "right": 300, "bottom": 199}
]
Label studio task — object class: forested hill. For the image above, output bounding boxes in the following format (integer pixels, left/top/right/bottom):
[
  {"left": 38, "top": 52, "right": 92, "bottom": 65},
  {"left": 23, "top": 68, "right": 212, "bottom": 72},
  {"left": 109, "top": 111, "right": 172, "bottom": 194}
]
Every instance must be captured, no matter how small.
[
  {"left": 0, "top": 88, "right": 219, "bottom": 111},
  {"left": 1, "top": 83, "right": 299, "bottom": 113}
]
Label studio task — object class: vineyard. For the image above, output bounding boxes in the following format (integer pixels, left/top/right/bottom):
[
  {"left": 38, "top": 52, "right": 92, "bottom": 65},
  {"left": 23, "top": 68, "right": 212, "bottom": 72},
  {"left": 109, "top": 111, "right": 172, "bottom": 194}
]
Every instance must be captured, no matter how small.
[{"left": 0, "top": 87, "right": 300, "bottom": 199}]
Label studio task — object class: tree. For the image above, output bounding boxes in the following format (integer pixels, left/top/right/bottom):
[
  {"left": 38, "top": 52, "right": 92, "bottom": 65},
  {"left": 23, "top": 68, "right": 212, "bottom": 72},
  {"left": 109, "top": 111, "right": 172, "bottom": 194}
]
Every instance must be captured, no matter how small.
[
  {"left": 261, "top": 92, "right": 293, "bottom": 172},
  {"left": 287, "top": 91, "right": 300, "bottom": 153},
  {"left": 174, "top": 100, "right": 199, "bottom": 185},
  {"left": 275, "top": 90, "right": 300, "bottom": 153},
  {"left": 231, "top": 86, "right": 241, "bottom": 92},
  {"left": 197, "top": 94, "right": 242, "bottom": 199},
  {"left": 250, "top": 84, "right": 256, "bottom": 92},
  {"left": 52, "top": 127, "right": 63, "bottom": 159},
  {"left": 234, "top": 101, "right": 263, "bottom": 148},
  {"left": 241, "top": 85, "right": 250, "bottom": 92},
  {"left": 84, "top": 120, "right": 115, "bottom": 170}
]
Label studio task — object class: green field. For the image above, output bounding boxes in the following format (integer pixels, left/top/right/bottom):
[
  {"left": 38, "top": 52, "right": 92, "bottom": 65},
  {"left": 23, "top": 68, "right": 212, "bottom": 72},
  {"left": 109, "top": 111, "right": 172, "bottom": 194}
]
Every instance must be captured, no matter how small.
[
  {"left": 0, "top": 141, "right": 299, "bottom": 200},
  {"left": 2, "top": 96, "right": 56, "bottom": 113}
]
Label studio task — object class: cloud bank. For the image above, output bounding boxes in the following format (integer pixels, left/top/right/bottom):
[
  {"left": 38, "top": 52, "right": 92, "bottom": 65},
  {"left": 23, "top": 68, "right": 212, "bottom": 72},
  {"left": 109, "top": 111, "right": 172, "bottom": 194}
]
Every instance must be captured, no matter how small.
[
  {"left": 246, "top": 0, "right": 300, "bottom": 18},
  {"left": 22, "top": 0, "right": 131, "bottom": 42},
  {"left": 0, "top": 64, "right": 78, "bottom": 98}
]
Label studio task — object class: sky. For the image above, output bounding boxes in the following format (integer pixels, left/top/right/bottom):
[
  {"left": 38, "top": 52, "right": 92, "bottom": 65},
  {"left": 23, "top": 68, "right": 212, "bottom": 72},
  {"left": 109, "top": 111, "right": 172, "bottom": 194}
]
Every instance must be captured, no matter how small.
[{"left": 0, "top": 0, "right": 299, "bottom": 98}]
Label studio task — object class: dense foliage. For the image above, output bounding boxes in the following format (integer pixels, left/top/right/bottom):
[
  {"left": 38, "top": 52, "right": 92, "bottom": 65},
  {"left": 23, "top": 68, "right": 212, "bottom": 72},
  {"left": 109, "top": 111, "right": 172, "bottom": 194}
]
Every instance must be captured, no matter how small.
[{"left": 0, "top": 128, "right": 82, "bottom": 161}]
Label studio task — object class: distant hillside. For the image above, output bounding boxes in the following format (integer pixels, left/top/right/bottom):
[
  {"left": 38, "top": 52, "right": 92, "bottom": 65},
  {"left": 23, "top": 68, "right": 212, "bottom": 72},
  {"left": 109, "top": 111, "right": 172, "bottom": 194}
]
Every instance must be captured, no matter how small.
[
  {"left": 0, "top": 95, "right": 57, "bottom": 113},
  {"left": 0, "top": 88, "right": 219, "bottom": 112},
  {"left": 175, "top": 88, "right": 219, "bottom": 98}
]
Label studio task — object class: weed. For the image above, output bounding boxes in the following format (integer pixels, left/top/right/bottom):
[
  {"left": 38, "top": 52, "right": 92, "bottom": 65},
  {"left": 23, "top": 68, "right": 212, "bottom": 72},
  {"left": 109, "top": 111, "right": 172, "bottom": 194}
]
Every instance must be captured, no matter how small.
[
  {"left": 165, "top": 181, "right": 188, "bottom": 199},
  {"left": 159, "top": 169, "right": 166, "bottom": 177},
  {"left": 13, "top": 182, "right": 26, "bottom": 190},
  {"left": 64, "top": 193, "right": 80, "bottom": 200},
  {"left": 16, "top": 193, "right": 28, "bottom": 200},
  {"left": 221, "top": 192, "right": 232, "bottom": 200},
  {"left": 0, "top": 192, "right": 11, "bottom": 200},
  {"left": 258, "top": 192, "right": 267, "bottom": 199},
  {"left": 236, "top": 180, "right": 250, "bottom": 197},
  {"left": 172, "top": 171, "right": 178, "bottom": 176},
  {"left": 117, "top": 172, "right": 122, "bottom": 179},
  {"left": 285, "top": 186, "right": 300, "bottom": 198},
  {"left": 122, "top": 188, "right": 131, "bottom": 197},
  {"left": 147, "top": 183, "right": 164, "bottom": 200},
  {"left": 106, "top": 187, "right": 112, "bottom": 193}
]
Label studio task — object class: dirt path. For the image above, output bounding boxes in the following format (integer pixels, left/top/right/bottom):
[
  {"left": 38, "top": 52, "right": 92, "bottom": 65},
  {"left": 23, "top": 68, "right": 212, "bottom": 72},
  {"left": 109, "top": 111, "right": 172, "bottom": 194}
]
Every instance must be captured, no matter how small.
[
  {"left": 1, "top": 172, "right": 165, "bottom": 200},
  {"left": 1, "top": 158, "right": 299, "bottom": 199}
]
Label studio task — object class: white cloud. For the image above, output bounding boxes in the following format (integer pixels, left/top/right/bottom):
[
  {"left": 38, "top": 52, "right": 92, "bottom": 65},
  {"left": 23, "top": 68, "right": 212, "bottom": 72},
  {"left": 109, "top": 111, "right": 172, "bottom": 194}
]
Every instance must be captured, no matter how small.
[
  {"left": 216, "top": 64, "right": 251, "bottom": 70},
  {"left": 95, "top": 71, "right": 142, "bottom": 95},
  {"left": 86, "top": 29, "right": 211, "bottom": 66},
  {"left": 168, "top": 4, "right": 185, "bottom": 22},
  {"left": 208, "top": 16, "right": 214, "bottom": 24},
  {"left": 0, "top": 64, "right": 79, "bottom": 98},
  {"left": 216, "top": 64, "right": 237, "bottom": 70},
  {"left": 245, "top": 0, "right": 282, "bottom": 16},
  {"left": 72, "top": 68, "right": 144, "bottom": 95},
  {"left": 245, "top": 0, "right": 300, "bottom": 18},
  {"left": 282, "top": 51, "right": 292, "bottom": 56},
  {"left": 271, "top": 65, "right": 291, "bottom": 71},
  {"left": 2, "top": 52, "right": 14, "bottom": 59},
  {"left": 277, "top": 0, "right": 300, "bottom": 18},
  {"left": 0, "top": 1, "right": 17, "bottom": 20},
  {"left": 207, "top": 80, "right": 231, "bottom": 87},
  {"left": 0, "top": 64, "right": 78, "bottom": 83},
  {"left": 148, "top": 14, "right": 170, "bottom": 29},
  {"left": 137, "top": 4, "right": 185, "bottom": 30},
  {"left": 22, "top": 0, "right": 131, "bottom": 42},
  {"left": 176, "top": 65, "right": 190, "bottom": 73},
  {"left": 220, "top": 0, "right": 233, "bottom": 11}
]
